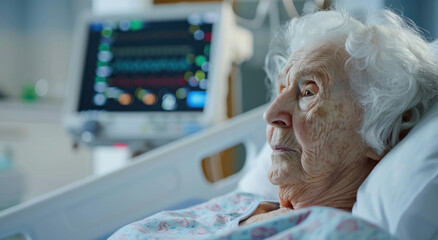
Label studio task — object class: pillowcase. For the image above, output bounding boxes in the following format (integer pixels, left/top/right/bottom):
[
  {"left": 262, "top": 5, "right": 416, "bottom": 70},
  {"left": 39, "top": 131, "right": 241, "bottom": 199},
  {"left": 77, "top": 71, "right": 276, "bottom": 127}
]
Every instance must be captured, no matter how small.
[
  {"left": 237, "top": 142, "right": 278, "bottom": 200},
  {"left": 353, "top": 100, "right": 438, "bottom": 240},
  {"left": 431, "top": 39, "right": 438, "bottom": 54}
]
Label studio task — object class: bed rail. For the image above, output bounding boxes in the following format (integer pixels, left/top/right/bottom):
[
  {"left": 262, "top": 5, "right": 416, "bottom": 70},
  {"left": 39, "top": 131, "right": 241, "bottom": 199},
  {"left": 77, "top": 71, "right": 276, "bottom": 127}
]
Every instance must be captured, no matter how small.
[{"left": 0, "top": 104, "right": 267, "bottom": 240}]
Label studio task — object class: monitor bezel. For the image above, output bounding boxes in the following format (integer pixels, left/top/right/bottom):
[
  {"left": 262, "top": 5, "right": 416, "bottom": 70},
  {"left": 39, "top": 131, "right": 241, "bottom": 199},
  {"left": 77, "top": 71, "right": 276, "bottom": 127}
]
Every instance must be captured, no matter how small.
[{"left": 63, "top": 2, "right": 231, "bottom": 142}]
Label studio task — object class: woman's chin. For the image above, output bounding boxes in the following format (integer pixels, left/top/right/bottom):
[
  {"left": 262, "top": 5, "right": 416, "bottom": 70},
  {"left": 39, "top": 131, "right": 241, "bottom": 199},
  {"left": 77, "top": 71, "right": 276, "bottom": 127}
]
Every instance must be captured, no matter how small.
[{"left": 268, "top": 163, "right": 299, "bottom": 186}]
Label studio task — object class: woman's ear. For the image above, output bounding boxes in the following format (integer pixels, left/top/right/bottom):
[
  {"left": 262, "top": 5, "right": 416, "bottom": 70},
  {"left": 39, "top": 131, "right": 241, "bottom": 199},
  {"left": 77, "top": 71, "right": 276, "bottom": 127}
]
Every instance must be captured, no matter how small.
[
  {"left": 399, "top": 110, "right": 413, "bottom": 141},
  {"left": 402, "top": 110, "right": 412, "bottom": 122},
  {"left": 366, "top": 148, "right": 383, "bottom": 161}
]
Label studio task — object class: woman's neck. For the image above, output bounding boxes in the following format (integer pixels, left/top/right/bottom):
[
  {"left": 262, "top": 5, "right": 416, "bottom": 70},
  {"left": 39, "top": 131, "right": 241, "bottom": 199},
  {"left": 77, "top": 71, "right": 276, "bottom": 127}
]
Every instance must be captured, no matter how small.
[{"left": 277, "top": 157, "right": 377, "bottom": 211}]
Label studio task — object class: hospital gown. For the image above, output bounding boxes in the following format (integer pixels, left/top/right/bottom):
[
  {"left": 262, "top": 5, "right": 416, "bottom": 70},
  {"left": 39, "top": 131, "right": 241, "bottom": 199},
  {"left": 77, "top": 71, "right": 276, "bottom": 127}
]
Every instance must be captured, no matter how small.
[{"left": 109, "top": 192, "right": 395, "bottom": 240}]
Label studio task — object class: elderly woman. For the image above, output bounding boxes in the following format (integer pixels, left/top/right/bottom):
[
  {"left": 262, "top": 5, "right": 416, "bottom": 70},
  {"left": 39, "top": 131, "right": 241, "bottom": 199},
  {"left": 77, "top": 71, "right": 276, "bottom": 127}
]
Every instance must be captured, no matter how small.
[
  {"left": 110, "top": 9, "right": 438, "bottom": 240},
  {"left": 241, "top": 8, "right": 438, "bottom": 225}
]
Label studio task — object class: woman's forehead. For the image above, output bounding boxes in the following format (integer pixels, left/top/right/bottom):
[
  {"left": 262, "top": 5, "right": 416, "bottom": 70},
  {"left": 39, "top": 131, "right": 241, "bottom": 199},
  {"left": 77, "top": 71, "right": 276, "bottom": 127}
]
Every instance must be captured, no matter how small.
[{"left": 279, "top": 43, "right": 346, "bottom": 85}]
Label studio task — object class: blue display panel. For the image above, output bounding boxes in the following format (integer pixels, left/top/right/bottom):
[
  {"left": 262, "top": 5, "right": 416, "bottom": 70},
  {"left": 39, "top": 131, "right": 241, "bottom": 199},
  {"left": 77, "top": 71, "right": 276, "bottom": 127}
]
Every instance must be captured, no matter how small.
[{"left": 78, "top": 17, "right": 214, "bottom": 112}]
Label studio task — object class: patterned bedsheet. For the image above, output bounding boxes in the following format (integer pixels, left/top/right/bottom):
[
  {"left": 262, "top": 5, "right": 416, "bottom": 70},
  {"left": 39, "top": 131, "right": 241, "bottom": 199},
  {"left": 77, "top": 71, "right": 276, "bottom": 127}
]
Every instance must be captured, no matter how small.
[{"left": 109, "top": 192, "right": 396, "bottom": 240}]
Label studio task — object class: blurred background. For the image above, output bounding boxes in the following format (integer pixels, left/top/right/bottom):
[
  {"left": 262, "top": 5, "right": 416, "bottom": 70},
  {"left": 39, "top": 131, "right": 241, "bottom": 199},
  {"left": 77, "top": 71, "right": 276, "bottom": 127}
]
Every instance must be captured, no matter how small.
[{"left": 0, "top": 0, "right": 437, "bottom": 211}]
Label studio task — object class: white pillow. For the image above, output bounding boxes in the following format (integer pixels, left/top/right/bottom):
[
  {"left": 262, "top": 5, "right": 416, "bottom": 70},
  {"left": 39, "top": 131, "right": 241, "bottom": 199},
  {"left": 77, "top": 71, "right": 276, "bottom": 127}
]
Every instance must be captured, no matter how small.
[
  {"left": 353, "top": 100, "right": 438, "bottom": 240},
  {"left": 431, "top": 39, "right": 438, "bottom": 55},
  {"left": 237, "top": 142, "right": 278, "bottom": 199}
]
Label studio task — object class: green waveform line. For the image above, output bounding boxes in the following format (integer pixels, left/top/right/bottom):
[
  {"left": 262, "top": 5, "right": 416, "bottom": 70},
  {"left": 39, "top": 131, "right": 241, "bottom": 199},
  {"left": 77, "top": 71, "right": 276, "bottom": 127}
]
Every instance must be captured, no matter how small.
[
  {"left": 112, "top": 57, "right": 190, "bottom": 73},
  {"left": 113, "top": 45, "right": 193, "bottom": 57}
]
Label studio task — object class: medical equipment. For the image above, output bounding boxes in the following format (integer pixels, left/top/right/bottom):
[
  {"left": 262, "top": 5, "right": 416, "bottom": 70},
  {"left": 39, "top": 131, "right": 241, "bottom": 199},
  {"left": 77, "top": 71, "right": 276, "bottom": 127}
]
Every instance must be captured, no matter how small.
[
  {"left": 0, "top": 104, "right": 267, "bottom": 240},
  {"left": 64, "top": 2, "right": 253, "bottom": 148},
  {"left": 0, "top": 3, "right": 259, "bottom": 239}
]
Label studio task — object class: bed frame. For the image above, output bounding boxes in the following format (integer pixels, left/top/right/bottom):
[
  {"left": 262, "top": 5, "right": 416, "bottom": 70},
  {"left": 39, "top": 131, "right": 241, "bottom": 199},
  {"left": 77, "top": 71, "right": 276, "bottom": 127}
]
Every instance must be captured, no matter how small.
[{"left": 0, "top": 104, "right": 267, "bottom": 240}]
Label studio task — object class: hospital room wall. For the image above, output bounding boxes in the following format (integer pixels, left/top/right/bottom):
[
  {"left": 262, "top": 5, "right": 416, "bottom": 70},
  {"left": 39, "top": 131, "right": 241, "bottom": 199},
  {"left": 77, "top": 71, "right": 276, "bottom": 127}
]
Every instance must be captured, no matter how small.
[
  {"left": 237, "top": 1, "right": 297, "bottom": 113},
  {"left": 0, "top": 0, "right": 94, "bottom": 207},
  {"left": 385, "top": 0, "right": 438, "bottom": 40},
  {"left": 0, "top": 0, "right": 91, "bottom": 100},
  {"left": 0, "top": 0, "right": 24, "bottom": 99}
]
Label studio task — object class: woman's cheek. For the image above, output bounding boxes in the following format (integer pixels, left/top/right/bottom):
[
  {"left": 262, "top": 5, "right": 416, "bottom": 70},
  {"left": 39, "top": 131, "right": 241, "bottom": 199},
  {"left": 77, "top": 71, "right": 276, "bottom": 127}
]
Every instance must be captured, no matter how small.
[
  {"left": 296, "top": 99, "right": 323, "bottom": 143},
  {"left": 292, "top": 114, "right": 310, "bottom": 145},
  {"left": 298, "top": 100, "right": 308, "bottom": 111},
  {"left": 298, "top": 98, "right": 315, "bottom": 111}
]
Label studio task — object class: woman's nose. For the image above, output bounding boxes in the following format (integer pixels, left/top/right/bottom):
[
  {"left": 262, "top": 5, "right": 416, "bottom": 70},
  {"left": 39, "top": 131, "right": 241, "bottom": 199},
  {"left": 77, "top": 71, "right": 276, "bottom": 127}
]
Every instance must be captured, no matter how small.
[{"left": 263, "top": 96, "right": 292, "bottom": 128}]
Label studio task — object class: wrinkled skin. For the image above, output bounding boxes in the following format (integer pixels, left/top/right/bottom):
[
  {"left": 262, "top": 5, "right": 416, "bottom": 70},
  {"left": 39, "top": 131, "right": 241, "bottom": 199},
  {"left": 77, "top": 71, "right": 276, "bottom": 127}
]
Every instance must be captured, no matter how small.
[{"left": 240, "top": 41, "right": 381, "bottom": 226}]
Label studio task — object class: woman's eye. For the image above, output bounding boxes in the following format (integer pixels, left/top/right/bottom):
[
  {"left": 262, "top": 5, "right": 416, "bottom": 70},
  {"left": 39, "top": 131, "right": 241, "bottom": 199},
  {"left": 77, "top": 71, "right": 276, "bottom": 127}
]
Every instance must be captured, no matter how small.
[
  {"left": 301, "top": 81, "right": 319, "bottom": 97},
  {"left": 303, "top": 89, "right": 314, "bottom": 97}
]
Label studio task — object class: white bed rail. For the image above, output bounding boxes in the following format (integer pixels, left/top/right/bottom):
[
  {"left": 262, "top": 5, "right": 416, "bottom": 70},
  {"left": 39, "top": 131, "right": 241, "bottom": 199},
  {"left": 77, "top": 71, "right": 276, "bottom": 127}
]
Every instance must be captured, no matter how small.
[{"left": 0, "top": 104, "right": 267, "bottom": 240}]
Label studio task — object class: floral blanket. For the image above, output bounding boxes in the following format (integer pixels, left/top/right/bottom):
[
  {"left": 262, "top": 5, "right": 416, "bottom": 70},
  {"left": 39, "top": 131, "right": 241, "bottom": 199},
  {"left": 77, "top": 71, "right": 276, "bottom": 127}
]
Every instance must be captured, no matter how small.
[{"left": 109, "top": 192, "right": 395, "bottom": 240}]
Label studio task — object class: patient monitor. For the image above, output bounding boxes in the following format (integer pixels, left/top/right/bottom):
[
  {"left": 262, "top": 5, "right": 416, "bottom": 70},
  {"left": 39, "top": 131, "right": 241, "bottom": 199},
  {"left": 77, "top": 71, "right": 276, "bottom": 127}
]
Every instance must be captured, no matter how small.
[{"left": 64, "top": 2, "right": 252, "bottom": 147}]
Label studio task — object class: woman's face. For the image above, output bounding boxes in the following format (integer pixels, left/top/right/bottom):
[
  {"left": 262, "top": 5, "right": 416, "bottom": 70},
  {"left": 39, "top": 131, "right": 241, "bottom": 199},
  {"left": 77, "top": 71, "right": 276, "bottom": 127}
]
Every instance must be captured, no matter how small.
[{"left": 264, "top": 43, "right": 371, "bottom": 208}]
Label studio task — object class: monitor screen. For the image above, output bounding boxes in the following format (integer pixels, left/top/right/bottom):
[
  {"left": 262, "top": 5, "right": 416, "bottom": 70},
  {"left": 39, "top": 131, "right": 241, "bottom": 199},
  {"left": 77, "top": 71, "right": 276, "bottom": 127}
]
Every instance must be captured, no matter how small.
[{"left": 77, "top": 16, "right": 215, "bottom": 112}]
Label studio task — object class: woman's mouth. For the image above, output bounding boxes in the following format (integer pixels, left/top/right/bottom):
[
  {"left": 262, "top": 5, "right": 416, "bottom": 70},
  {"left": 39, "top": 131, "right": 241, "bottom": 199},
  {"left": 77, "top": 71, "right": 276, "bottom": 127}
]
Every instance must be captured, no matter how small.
[{"left": 272, "top": 145, "right": 294, "bottom": 152}]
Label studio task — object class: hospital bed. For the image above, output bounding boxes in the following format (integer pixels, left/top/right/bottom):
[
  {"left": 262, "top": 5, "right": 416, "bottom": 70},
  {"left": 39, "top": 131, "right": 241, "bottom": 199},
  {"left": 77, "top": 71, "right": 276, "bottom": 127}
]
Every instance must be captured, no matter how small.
[
  {"left": 1, "top": 3, "right": 263, "bottom": 239},
  {"left": 0, "top": 104, "right": 267, "bottom": 240},
  {"left": 3, "top": 98, "right": 438, "bottom": 240}
]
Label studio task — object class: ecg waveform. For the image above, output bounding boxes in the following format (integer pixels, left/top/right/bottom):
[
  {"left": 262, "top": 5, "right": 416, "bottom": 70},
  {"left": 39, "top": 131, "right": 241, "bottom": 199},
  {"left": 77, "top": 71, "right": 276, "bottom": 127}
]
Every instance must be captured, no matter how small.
[
  {"left": 111, "top": 76, "right": 187, "bottom": 88},
  {"left": 112, "top": 45, "right": 193, "bottom": 57},
  {"left": 112, "top": 57, "right": 190, "bottom": 74},
  {"left": 115, "top": 31, "right": 190, "bottom": 42}
]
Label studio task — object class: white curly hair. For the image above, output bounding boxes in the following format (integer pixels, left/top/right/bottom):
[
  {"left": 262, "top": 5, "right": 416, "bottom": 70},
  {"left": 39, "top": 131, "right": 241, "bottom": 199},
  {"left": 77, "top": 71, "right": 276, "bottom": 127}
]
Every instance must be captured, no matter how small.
[{"left": 265, "top": 9, "right": 438, "bottom": 154}]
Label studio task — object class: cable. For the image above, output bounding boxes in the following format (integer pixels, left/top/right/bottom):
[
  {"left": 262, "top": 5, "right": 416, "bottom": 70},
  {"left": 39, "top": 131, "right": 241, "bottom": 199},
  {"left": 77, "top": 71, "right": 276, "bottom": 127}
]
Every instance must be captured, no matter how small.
[
  {"left": 228, "top": 0, "right": 273, "bottom": 29},
  {"left": 228, "top": 0, "right": 326, "bottom": 29},
  {"left": 269, "top": 0, "right": 280, "bottom": 35},
  {"left": 314, "top": 0, "right": 325, "bottom": 9},
  {"left": 281, "top": 0, "right": 299, "bottom": 18}
]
